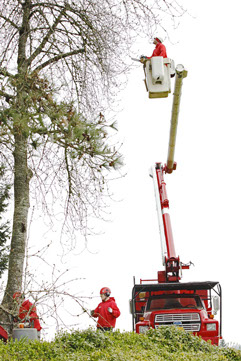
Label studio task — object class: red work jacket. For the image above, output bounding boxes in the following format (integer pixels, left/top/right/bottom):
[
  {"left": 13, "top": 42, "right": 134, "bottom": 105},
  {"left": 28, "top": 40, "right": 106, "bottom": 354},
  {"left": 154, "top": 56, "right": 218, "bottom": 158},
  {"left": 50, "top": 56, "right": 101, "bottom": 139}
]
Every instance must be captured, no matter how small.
[
  {"left": 18, "top": 300, "right": 42, "bottom": 331},
  {"left": 93, "top": 297, "right": 120, "bottom": 328},
  {"left": 148, "top": 42, "right": 167, "bottom": 58}
]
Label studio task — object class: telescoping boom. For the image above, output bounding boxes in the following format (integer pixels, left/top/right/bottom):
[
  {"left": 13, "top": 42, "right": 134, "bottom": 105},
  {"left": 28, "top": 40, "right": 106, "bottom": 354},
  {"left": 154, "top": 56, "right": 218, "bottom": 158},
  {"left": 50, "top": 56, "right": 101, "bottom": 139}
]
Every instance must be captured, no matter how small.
[
  {"left": 166, "top": 64, "right": 187, "bottom": 173},
  {"left": 150, "top": 63, "right": 189, "bottom": 282}
]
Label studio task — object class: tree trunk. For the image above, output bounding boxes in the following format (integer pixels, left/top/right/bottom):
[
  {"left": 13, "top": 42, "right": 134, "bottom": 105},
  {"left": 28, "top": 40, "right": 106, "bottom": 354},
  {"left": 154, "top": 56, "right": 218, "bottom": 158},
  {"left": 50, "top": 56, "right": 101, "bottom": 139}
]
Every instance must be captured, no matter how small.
[
  {"left": 0, "top": 0, "right": 31, "bottom": 335},
  {"left": 0, "top": 133, "right": 30, "bottom": 334}
]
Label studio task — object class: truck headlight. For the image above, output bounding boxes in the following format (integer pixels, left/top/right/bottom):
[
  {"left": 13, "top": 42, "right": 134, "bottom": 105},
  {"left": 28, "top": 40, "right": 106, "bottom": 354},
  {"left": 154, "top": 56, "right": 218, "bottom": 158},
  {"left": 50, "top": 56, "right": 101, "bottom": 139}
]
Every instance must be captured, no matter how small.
[
  {"left": 206, "top": 323, "right": 216, "bottom": 331},
  {"left": 139, "top": 326, "right": 149, "bottom": 334}
]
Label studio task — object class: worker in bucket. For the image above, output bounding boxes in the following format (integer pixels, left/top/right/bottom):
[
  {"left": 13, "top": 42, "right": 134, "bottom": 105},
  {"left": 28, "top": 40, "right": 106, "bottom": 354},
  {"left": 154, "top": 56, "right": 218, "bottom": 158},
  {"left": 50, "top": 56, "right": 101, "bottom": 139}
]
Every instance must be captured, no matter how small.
[
  {"left": 91, "top": 287, "right": 120, "bottom": 331},
  {"left": 13, "top": 292, "right": 42, "bottom": 338},
  {"left": 140, "top": 36, "right": 167, "bottom": 63}
]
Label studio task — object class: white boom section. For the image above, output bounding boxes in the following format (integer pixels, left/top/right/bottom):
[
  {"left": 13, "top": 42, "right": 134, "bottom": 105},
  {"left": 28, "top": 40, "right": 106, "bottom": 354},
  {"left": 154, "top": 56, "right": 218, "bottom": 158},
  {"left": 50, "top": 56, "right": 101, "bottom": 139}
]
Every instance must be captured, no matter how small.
[
  {"left": 166, "top": 64, "right": 188, "bottom": 173},
  {"left": 150, "top": 165, "right": 167, "bottom": 266}
]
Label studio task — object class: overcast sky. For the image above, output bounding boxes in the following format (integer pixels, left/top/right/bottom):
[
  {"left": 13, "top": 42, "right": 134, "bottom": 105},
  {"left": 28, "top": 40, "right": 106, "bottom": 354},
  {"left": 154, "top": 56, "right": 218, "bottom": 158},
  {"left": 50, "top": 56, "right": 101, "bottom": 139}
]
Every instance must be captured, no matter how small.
[{"left": 27, "top": 0, "right": 241, "bottom": 345}]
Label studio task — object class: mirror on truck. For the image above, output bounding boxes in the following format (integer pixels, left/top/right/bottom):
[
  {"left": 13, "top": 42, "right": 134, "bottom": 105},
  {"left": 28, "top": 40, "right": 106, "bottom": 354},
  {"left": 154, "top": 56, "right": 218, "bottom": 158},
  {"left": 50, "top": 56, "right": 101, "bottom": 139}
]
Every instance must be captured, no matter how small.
[
  {"left": 129, "top": 299, "right": 133, "bottom": 314},
  {"left": 213, "top": 296, "right": 220, "bottom": 315}
]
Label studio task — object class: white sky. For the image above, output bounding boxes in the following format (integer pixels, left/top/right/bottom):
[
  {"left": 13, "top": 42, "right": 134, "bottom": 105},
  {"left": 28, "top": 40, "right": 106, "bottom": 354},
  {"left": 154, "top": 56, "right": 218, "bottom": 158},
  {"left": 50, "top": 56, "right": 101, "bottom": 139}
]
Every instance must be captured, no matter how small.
[{"left": 25, "top": 0, "right": 241, "bottom": 345}]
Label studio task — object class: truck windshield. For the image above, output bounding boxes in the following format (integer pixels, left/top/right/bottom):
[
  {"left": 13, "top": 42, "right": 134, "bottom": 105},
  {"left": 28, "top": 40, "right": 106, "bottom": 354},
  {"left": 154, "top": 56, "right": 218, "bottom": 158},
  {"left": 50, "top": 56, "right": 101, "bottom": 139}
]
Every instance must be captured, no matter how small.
[{"left": 146, "top": 295, "right": 204, "bottom": 310}]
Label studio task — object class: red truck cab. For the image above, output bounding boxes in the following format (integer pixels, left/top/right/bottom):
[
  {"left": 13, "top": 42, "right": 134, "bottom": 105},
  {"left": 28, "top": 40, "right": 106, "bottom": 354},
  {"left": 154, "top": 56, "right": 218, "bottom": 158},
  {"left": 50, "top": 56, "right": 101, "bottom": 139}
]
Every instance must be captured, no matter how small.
[{"left": 131, "top": 281, "right": 221, "bottom": 346}]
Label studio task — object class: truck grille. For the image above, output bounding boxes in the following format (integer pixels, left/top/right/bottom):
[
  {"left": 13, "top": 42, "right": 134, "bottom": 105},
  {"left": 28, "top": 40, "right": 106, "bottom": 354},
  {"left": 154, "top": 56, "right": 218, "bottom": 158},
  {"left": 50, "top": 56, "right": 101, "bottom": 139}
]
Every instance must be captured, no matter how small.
[{"left": 155, "top": 313, "right": 201, "bottom": 332}]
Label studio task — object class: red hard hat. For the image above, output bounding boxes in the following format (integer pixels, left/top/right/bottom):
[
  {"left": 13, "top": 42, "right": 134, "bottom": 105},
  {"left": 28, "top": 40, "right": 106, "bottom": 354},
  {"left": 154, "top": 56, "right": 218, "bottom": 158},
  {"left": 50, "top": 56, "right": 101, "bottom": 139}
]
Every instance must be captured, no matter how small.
[
  {"left": 154, "top": 36, "right": 164, "bottom": 43},
  {"left": 100, "top": 287, "right": 111, "bottom": 296}
]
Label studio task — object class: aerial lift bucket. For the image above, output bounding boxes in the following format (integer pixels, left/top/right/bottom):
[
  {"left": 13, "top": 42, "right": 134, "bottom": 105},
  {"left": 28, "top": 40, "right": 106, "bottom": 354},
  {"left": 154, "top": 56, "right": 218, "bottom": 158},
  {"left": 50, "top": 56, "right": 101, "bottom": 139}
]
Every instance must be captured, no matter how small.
[{"left": 144, "top": 57, "right": 172, "bottom": 98}]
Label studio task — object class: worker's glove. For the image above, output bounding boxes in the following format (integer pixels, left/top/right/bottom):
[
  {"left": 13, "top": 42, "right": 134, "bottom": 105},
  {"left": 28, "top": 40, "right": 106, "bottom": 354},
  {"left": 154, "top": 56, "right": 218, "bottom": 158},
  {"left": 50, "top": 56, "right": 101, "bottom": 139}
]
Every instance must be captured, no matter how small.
[
  {"left": 140, "top": 55, "right": 147, "bottom": 63},
  {"left": 90, "top": 310, "right": 94, "bottom": 316},
  {"left": 107, "top": 307, "right": 113, "bottom": 313}
]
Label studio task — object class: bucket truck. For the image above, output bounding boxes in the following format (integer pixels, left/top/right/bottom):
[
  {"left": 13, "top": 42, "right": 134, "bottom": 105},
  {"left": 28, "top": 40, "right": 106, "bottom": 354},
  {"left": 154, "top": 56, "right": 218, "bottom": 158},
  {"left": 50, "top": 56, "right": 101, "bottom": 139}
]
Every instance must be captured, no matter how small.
[{"left": 130, "top": 62, "right": 222, "bottom": 345}]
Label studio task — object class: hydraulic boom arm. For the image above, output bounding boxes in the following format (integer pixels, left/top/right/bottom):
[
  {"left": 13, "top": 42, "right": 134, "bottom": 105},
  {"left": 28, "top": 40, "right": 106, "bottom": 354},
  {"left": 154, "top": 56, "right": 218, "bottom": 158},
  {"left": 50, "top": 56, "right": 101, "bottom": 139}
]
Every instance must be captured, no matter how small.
[{"left": 151, "top": 163, "right": 190, "bottom": 282}]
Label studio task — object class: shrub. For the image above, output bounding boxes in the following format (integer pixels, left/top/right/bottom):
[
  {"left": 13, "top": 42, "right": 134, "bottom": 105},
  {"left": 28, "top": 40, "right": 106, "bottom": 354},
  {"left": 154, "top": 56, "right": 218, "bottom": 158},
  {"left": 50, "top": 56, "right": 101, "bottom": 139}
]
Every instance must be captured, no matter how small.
[{"left": 0, "top": 327, "right": 240, "bottom": 360}]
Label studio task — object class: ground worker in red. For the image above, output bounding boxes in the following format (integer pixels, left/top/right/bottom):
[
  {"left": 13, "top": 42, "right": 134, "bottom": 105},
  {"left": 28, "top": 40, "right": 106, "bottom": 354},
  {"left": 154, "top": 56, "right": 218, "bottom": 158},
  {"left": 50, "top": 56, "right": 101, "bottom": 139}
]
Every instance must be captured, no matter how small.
[
  {"left": 13, "top": 292, "right": 42, "bottom": 337},
  {"left": 140, "top": 36, "right": 167, "bottom": 63},
  {"left": 91, "top": 287, "right": 120, "bottom": 331}
]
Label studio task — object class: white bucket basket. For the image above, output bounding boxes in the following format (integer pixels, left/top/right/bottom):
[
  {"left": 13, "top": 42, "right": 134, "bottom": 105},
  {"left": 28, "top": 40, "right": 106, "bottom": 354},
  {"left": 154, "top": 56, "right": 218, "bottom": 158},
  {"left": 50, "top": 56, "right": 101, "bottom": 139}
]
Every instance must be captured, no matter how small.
[{"left": 144, "top": 57, "right": 172, "bottom": 98}]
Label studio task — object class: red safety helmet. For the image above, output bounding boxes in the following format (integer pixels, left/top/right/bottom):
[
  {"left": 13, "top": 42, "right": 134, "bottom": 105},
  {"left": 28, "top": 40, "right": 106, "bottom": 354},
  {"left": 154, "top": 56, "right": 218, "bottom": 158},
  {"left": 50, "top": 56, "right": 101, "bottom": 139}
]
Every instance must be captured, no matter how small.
[
  {"left": 100, "top": 287, "right": 111, "bottom": 297},
  {"left": 154, "top": 36, "right": 164, "bottom": 43}
]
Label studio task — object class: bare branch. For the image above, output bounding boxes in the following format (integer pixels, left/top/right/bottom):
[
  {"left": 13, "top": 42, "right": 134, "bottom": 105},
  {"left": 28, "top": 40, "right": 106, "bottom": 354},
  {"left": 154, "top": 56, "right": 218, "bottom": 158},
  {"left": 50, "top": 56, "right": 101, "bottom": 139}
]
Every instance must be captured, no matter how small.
[
  {"left": 33, "top": 48, "right": 85, "bottom": 73},
  {"left": 0, "top": 12, "right": 20, "bottom": 30},
  {"left": 27, "top": 7, "right": 65, "bottom": 66},
  {"left": 0, "top": 67, "right": 14, "bottom": 78}
]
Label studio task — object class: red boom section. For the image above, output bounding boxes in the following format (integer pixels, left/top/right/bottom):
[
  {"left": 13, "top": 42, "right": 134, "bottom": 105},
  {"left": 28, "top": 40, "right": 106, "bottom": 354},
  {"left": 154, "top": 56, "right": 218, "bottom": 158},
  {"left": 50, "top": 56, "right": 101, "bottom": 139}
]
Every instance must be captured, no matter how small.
[
  {"left": 155, "top": 165, "right": 176, "bottom": 259},
  {"left": 155, "top": 163, "right": 189, "bottom": 282}
]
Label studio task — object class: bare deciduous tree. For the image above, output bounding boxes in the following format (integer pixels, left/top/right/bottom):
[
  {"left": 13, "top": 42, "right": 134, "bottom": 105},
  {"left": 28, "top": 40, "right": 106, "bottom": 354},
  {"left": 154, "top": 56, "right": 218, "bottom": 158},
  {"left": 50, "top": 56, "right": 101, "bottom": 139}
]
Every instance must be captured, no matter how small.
[{"left": 0, "top": 0, "right": 186, "bottom": 334}]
